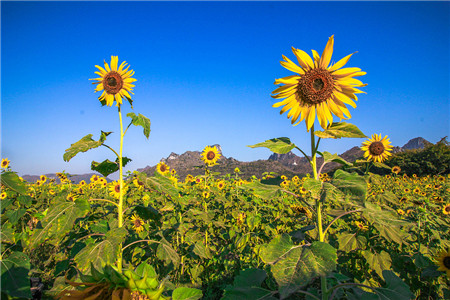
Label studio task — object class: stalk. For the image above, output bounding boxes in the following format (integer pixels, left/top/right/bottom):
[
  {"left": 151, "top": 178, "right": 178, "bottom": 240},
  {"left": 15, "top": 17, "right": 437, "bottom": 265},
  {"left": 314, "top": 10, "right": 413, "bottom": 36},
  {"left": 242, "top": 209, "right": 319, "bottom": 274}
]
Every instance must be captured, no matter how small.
[
  {"left": 310, "top": 125, "right": 327, "bottom": 299},
  {"left": 117, "top": 105, "right": 125, "bottom": 272}
]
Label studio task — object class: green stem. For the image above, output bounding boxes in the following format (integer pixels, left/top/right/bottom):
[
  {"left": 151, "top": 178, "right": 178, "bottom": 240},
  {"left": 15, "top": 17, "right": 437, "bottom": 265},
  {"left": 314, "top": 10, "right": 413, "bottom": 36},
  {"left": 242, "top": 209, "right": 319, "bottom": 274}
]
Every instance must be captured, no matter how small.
[
  {"left": 310, "top": 125, "right": 327, "bottom": 300},
  {"left": 117, "top": 105, "right": 125, "bottom": 272}
]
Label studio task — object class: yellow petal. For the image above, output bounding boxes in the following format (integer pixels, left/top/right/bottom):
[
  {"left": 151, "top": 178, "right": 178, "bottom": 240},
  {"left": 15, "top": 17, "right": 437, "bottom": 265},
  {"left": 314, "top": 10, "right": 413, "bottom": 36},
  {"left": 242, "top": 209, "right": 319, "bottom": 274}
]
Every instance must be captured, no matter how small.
[
  {"left": 320, "top": 35, "right": 334, "bottom": 68},
  {"left": 118, "top": 61, "right": 127, "bottom": 73},
  {"left": 328, "top": 99, "right": 345, "bottom": 119},
  {"left": 322, "top": 102, "right": 334, "bottom": 124},
  {"left": 292, "top": 47, "right": 314, "bottom": 70},
  {"left": 272, "top": 94, "right": 296, "bottom": 108},
  {"left": 104, "top": 60, "right": 111, "bottom": 72},
  {"left": 316, "top": 103, "right": 327, "bottom": 129},
  {"left": 306, "top": 105, "right": 316, "bottom": 130},
  {"left": 279, "top": 99, "right": 297, "bottom": 114},
  {"left": 272, "top": 84, "right": 297, "bottom": 95},
  {"left": 334, "top": 91, "right": 357, "bottom": 108},
  {"left": 105, "top": 94, "right": 114, "bottom": 106},
  {"left": 110, "top": 56, "right": 118, "bottom": 71},
  {"left": 280, "top": 55, "right": 305, "bottom": 74},
  {"left": 290, "top": 106, "right": 301, "bottom": 124},
  {"left": 95, "top": 65, "right": 107, "bottom": 75},
  {"left": 311, "top": 50, "right": 320, "bottom": 67},
  {"left": 328, "top": 52, "right": 355, "bottom": 72},
  {"left": 274, "top": 75, "right": 301, "bottom": 85},
  {"left": 332, "top": 67, "right": 361, "bottom": 77}
]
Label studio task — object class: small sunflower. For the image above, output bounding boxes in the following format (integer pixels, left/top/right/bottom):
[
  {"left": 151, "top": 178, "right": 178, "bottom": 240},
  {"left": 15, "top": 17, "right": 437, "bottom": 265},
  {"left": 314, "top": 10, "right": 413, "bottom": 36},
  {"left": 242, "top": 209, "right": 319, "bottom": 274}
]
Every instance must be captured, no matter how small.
[
  {"left": 109, "top": 181, "right": 128, "bottom": 199},
  {"left": 404, "top": 188, "right": 411, "bottom": 193},
  {"left": 0, "top": 192, "right": 7, "bottom": 199},
  {"left": 271, "top": 35, "right": 367, "bottom": 131},
  {"left": 202, "top": 191, "right": 210, "bottom": 199},
  {"left": 361, "top": 134, "right": 393, "bottom": 163},
  {"left": 156, "top": 162, "right": 170, "bottom": 175},
  {"left": 1, "top": 158, "right": 10, "bottom": 169},
  {"left": 130, "top": 214, "right": 145, "bottom": 233},
  {"left": 436, "top": 249, "right": 450, "bottom": 277},
  {"left": 185, "top": 174, "right": 194, "bottom": 183},
  {"left": 90, "top": 174, "right": 99, "bottom": 183},
  {"left": 217, "top": 180, "right": 226, "bottom": 190},
  {"left": 201, "top": 146, "right": 221, "bottom": 166},
  {"left": 90, "top": 56, "right": 136, "bottom": 107},
  {"left": 397, "top": 209, "right": 405, "bottom": 216},
  {"left": 66, "top": 193, "right": 78, "bottom": 202},
  {"left": 354, "top": 220, "right": 368, "bottom": 231},
  {"left": 133, "top": 178, "right": 145, "bottom": 191},
  {"left": 234, "top": 167, "right": 241, "bottom": 174},
  {"left": 443, "top": 204, "right": 450, "bottom": 215},
  {"left": 391, "top": 166, "right": 401, "bottom": 175},
  {"left": 40, "top": 175, "right": 47, "bottom": 183}
]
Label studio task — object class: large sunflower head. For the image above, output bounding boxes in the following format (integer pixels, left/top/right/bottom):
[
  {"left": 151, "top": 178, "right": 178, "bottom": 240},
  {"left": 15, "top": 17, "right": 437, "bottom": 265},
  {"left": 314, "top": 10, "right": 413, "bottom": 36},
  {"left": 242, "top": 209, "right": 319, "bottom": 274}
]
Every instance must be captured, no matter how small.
[
  {"left": 271, "top": 35, "right": 367, "bottom": 131},
  {"left": 109, "top": 181, "right": 128, "bottom": 199},
  {"left": 361, "top": 134, "right": 393, "bottom": 163},
  {"left": 90, "top": 56, "right": 136, "bottom": 107},
  {"left": 436, "top": 249, "right": 450, "bottom": 277},
  {"left": 156, "top": 162, "right": 170, "bottom": 175},
  {"left": 201, "top": 146, "right": 221, "bottom": 166}
]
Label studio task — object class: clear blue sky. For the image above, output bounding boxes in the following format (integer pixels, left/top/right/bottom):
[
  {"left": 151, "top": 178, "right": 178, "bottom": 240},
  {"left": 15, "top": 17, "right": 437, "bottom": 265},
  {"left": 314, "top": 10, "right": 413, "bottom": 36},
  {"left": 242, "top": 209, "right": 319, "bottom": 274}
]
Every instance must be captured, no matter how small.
[{"left": 1, "top": 1, "right": 449, "bottom": 178}]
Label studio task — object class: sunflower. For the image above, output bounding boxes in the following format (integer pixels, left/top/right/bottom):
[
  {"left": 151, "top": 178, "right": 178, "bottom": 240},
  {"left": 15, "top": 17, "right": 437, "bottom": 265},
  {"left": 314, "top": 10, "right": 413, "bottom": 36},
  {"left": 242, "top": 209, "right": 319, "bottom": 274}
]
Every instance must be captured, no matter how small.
[
  {"left": 201, "top": 146, "right": 221, "bottom": 166},
  {"left": 354, "top": 220, "right": 368, "bottom": 231},
  {"left": 361, "top": 134, "right": 393, "bottom": 163},
  {"left": 443, "top": 204, "right": 450, "bottom": 215},
  {"left": 202, "top": 191, "right": 210, "bottom": 198},
  {"left": 109, "top": 181, "right": 128, "bottom": 199},
  {"left": 391, "top": 166, "right": 401, "bottom": 175},
  {"left": 436, "top": 249, "right": 450, "bottom": 277},
  {"left": 1, "top": 158, "right": 10, "bottom": 169},
  {"left": 234, "top": 167, "right": 241, "bottom": 174},
  {"left": 0, "top": 192, "right": 6, "bottom": 199},
  {"left": 397, "top": 209, "right": 405, "bottom": 216},
  {"left": 217, "top": 180, "right": 226, "bottom": 190},
  {"left": 271, "top": 35, "right": 367, "bottom": 131},
  {"left": 156, "top": 162, "right": 170, "bottom": 175},
  {"left": 130, "top": 214, "right": 145, "bottom": 233},
  {"left": 90, "top": 56, "right": 136, "bottom": 107}
]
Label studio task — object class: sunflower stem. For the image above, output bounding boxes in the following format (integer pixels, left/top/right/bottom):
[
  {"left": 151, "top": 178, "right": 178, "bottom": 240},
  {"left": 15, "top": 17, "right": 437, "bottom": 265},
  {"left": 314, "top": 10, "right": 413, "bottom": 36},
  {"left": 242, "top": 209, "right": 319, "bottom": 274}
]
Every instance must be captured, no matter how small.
[
  {"left": 310, "top": 125, "right": 327, "bottom": 300},
  {"left": 117, "top": 105, "right": 125, "bottom": 273}
]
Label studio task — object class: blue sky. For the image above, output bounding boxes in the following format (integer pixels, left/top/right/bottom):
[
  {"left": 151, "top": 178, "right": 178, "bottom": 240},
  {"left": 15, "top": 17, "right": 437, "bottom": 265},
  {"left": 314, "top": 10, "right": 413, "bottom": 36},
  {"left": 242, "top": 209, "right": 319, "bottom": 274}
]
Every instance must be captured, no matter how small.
[{"left": 1, "top": 1, "right": 449, "bottom": 178}]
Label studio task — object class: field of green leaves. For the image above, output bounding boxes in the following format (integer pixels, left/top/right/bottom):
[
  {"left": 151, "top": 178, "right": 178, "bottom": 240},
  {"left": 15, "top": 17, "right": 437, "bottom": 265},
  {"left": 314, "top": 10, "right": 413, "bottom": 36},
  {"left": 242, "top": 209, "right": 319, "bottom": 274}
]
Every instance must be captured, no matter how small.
[{"left": 1, "top": 161, "right": 449, "bottom": 299}]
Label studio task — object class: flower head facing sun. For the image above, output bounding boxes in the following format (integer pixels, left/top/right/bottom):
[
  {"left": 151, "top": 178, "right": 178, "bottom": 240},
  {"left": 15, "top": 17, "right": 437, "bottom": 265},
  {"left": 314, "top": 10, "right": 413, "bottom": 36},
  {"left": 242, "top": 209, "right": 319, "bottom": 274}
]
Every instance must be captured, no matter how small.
[
  {"left": 436, "top": 249, "right": 450, "bottom": 277},
  {"left": 109, "top": 181, "right": 128, "bottom": 199},
  {"left": 443, "top": 204, "right": 450, "bottom": 215},
  {"left": 271, "top": 35, "right": 367, "bottom": 131},
  {"left": 1, "top": 158, "right": 10, "bottom": 169},
  {"left": 90, "top": 56, "right": 137, "bottom": 107},
  {"left": 391, "top": 166, "right": 401, "bottom": 175},
  {"left": 130, "top": 214, "right": 145, "bottom": 233},
  {"left": 156, "top": 162, "right": 170, "bottom": 175},
  {"left": 361, "top": 134, "right": 393, "bottom": 163},
  {"left": 201, "top": 146, "right": 221, "bottom": 166}
]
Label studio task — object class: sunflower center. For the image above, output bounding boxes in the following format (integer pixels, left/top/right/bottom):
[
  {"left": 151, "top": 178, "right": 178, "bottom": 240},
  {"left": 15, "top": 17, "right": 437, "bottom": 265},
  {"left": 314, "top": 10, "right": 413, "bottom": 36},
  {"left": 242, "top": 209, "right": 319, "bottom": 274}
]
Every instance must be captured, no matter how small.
[
  {"left": 445, "top": 206, "right": 450, "bottom": 213},
  {"left": 103, "top": 71, "right": 123, "bottom": 95},
  {"left": 297, "top": 68, "right": 334, "bottom": 105},
  {"left": 134, "top": 219, "right": 142, "bottom": 227},
  {"left": 206, "top": 151, "right": 215, "bottom": 160},
  {"left": 115, "top": 184, "right": 120, "bottom": 193},
  {"left": 369, "top": 141, "right": 385, "bottom": 156}
]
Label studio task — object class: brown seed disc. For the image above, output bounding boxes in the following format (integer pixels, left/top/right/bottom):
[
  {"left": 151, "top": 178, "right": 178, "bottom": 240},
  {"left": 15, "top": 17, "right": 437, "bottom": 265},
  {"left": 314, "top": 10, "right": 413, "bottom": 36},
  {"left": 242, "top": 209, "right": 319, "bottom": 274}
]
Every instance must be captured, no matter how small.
[
  {"left": 206, "top": 151, "right": 216, "bottom": 160},
  {"left": 296, "top": 68, "right": 334, "bottom": 105},
  {"left": 368, "top": 141, "right": 385, "bottom": 156},
  {"left": 103, "top": 71, "right": 123, "bottom": 95}
]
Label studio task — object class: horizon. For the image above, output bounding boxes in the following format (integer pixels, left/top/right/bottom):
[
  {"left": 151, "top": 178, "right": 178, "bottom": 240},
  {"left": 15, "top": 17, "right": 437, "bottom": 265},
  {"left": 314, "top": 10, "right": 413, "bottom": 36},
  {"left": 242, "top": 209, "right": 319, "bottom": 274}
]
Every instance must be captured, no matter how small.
[{"left": 2, "top": 1, "right": 449, "bottom": 180}]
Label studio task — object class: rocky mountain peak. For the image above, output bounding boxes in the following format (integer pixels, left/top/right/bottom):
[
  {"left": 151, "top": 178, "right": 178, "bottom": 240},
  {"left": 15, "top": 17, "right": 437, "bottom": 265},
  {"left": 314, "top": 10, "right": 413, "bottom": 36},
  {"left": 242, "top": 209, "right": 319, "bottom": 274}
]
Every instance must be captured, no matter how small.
[{"left": 402, "top": 137, "right": 430, "bottom": 150}]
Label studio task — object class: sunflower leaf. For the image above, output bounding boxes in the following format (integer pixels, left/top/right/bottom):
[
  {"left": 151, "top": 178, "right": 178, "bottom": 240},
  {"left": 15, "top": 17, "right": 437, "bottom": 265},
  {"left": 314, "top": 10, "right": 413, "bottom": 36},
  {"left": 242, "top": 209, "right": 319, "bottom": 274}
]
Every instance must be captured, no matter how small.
[
  {"left": 90, "top": 157, "right": 131, "bottom": 177},
  {"left": 0, "top": 251, "right": 31, "bottom": 299},
  {"left": 320, "top": 151, "right": 352, "bottom": 166},
  {"left": 222, "top": 269, "right": 274, "bottom": 300},
  {"left": 63, "top": 131, "right": 112, "bottom": 162},
  {"left": 247, "top": 137, "right": 296, "bottom": 154},
  {"left": 314, "top": 122, "right": 366, "bottom": 139},
  {"left": 237, "top": 181, "right": 283, "bottom": 200},
  {"left": 127, "top": 112, "right": 151, "bottom": 139},
  {"left": 0, "top": 171, "right": 28, "bottom": 195}
]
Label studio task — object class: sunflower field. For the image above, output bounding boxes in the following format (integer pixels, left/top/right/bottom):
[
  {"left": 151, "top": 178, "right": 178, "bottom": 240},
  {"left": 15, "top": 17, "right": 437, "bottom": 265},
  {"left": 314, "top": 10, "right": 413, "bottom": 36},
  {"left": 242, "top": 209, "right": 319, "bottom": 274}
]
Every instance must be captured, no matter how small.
[{"left": 1, "top": 37, "right": 450, "bottom": 300}]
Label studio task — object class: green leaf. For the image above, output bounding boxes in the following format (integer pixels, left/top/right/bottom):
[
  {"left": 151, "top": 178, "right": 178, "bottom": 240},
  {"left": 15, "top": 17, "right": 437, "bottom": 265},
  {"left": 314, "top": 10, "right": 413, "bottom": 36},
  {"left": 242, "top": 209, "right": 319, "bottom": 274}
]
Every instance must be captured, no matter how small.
[
  {"left": 172, "top": 287, "right": 203, "bottom": 300},
  {"left": 352, "top": 270, "right": 414, "bottom": 300},
  {"left": 74, "top": 227, "right": 128, "bottom": 273},
  {"left": 4, "top": 208, "right": 27, "bottom": 225},
  {"left": 135, "top": 262, "right": 157, "bottom": 278},
  {"left": 156, "top": 236, "right": 180, "bottom": 267},
  {"left": 63, "top": 131, "right": 111, "bottom": 162},
  {"left": 127, "top": 112, "right": 151, "bottom": 139},
  {"left": 222, "top": 269, "right": 274, "bottom": 300},
  {"left": 1, "top": 172, "right": 28, "bottom": 195},
  {"left": 320, "top": 151, "right": 352, "bottom": 166},
  {"left": 0, "top": 251, "right": 31, "bottom": 299},
  {"left": 259, "top": 235, "right": 337, "bottom": 299},
  {"left": 337, "top": 232, "right": 367, "bottom": 252},
  {"left": 193, "top": 241, "right": 213, "bottom": 259},
  {"left": 140, "top": 172, "right": 179, "bottom": 199},
  {"left": 17, "top": 195, "right": 32, "bottom": 206},
  {"left": 238, "top": 181, "right": 282, "bottom": 200},
  {"left": 28, "top": 198, "right": 91, "bottom": 249},
  {"left": 314, "top": 122, "right": 367, "bottom": 139},
  {"left": 331, "top": 170, "right": 367, "bottom": 201},
  {"left": 361, "top": 250, "right": 392, "bottom": 279},
  {"left": 302, "top": 178, "right": 322, "bottom": 199},
  {"left": 247, "top": 137, "right": 296, "bottom": 154},
  {"left": 91, "top": 157, "right": 131, "bottom": 177}
]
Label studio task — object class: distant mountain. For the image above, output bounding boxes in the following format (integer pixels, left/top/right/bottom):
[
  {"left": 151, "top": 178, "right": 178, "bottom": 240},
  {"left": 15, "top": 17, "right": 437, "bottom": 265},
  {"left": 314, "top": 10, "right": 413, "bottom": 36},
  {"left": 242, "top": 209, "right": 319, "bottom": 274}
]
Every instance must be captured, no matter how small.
[{"left": 138, "top": 137, "right": 432, "bottom": 180}]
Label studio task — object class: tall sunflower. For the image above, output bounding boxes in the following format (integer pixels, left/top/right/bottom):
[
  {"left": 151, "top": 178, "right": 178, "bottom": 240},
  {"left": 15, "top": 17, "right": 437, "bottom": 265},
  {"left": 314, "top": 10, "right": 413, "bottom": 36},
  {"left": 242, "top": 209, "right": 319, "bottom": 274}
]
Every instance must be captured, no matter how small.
[
  {"left": 271, "top": 35, "right": 367, "bottom": 131},
  {"left": 130, "top": 214, "right": 145, "bottom": 233},
  {"left": 156, "top": 162, "right": 170, "bottom": 175},
  {"left": 1, "top": 158, "right": 10, "bottom": 169},
  {"left": 201, "top": 146, "right": 221, "bottom": 166},
  {"left": 436, "top": 249, "right": 450, "bottom": 277},
  {"left": 90, "top": 56, "right": 136, "bottom": 107},
  {"left": 361, "top": 134, "right": 393, "bottom": 163}
]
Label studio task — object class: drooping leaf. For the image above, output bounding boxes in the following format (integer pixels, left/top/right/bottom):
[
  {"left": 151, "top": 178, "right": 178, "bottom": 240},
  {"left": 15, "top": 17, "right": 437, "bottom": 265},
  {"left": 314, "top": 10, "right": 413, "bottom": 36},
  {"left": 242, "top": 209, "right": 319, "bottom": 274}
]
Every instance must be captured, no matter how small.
[
  {"left": 127, "top": 112, "right": 151, "bottom": 139},
  {"left": 156, "top": 236, "right": 180, "bottom": 267},
  {"left": 193, "top": 241, "right": 213, "bottom": 259},
  {"left": 172, "top": 287, "right": 203, "bottom": 300},
  {"left": 90, "top": 157, "right": 131, "bottom": 177},
  {"left": 4, "top": 208, "right": 27, "bottom": 226},
  {"left": 28, "top": 198, "right": 91, "bottom": 249},
  {"left": 314, "top": 122, "right": 366, "bottom": 139},
  {"left": 17, "top": 195, "right": 32, "bottom": 206},
  {"left": 140, "top": 172, "right": 179, "bottom": 199},
  {"left": 302, "top": 178, "right": 322, "bottom": 199},
  {"left": 63, "top": 131, "right": 112, "bottom": 162},
  {"left": 247, "top": 137, "right": 296, "bottom": 154},
  {"left": 361, "top": 250, "right": 392, "bottom": 279},
  {"left": 135, "top": 262, "right": 157, "bottom": 278},
  {"left": 259, "top": 235, "right": 337, "bottom": 299},
  {"left": 320, "top": 151, "right": 352, "bottom": 166},
  {"left": 1, "top": 172, "right": 28, "bottom": 195},
  {"left": 337, "top": 232, "right": 367, "bottom": 252},
  {"left": 222, "top": 269, "right": 274, "bottom": 300},
  {"left": 0, "top": 251, "right": 31, "bottom": 299},
  {"left": 74, "top": 227, "right": 128, "bottom": 273},
  {"left": 331, "top": 170, "right": 367, "bottom": 201},
  {"left": 238, "top": 181, "right": 283, "bottom": 200}
]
